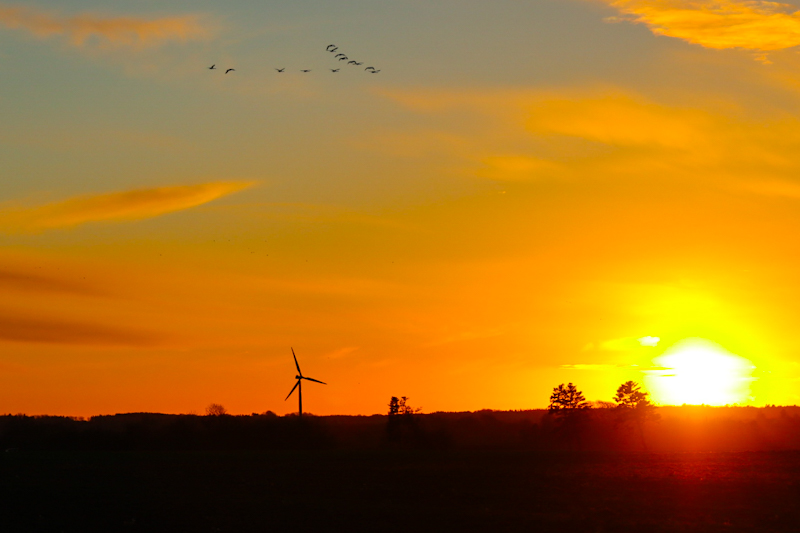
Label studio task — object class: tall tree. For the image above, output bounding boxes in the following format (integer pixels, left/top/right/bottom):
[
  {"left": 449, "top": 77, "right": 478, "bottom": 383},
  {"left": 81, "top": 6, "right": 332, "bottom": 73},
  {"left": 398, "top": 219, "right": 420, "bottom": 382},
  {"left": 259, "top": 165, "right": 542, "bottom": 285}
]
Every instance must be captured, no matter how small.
[
  {"left": 613, "top": 381, "right": 659, "bottom": 450},
  {"left": 548, "top": 383, "right": 591, "bottom": 415}
]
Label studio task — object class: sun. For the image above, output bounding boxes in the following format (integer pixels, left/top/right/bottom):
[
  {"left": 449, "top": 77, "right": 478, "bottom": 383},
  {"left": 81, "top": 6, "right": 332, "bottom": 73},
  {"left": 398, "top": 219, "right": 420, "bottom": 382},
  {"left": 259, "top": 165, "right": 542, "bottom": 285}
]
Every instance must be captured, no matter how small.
[{"left": 644, "top": 338, "right": 755, "bottom": 406}]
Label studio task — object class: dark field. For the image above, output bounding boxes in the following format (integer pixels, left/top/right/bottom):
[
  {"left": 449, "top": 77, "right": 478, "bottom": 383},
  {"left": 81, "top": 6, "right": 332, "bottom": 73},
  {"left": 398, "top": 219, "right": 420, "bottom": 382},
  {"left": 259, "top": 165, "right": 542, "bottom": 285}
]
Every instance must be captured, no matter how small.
[{"left": 2, "top": 450, "right": 800, "bottom": 533}]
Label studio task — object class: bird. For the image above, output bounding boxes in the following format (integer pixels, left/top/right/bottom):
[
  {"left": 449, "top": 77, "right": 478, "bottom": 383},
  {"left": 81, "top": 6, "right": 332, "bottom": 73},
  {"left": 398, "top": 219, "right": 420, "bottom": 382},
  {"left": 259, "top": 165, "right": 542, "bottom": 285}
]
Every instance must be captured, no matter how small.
[
  {"left": 347, "top": 60, "right": 358, "bottom": 65},
  {"left": 326, "top": 44, "right": 337, "bottom": 51},
  {"left": 335, "top": 53, "right": 346, "bottom": 58},
  {"left": 330, "top": 69, "right": 340, "bottom": 72},
  {"left": 353, "top": 62, "right": 364, "bottom": 66},
  {"left": 225, "top": 68, "right": 235, "bottom": 74},
  {"left": 338, "top": 56, "right": 349, "bottom": 61},
  {"left": 300, "top": 69, "right": 312, "bottom": 73},
  {"left": 208, "top": 64, "right": 216, "bottom": 70},
  {"left": 285, "top": 348, "right": 326, "bottom": 417},
  {"left": 328, "top": 46, "right": 339, "bottom": 52},
  {"left": 275, "top": 68, "right": 285, "bottom": 72},
  {"left": 370, "top": 69, "right": 381, "bottom": 73},
  {"left": 365, "top": 66, "right": 375, "bottom": 71}
]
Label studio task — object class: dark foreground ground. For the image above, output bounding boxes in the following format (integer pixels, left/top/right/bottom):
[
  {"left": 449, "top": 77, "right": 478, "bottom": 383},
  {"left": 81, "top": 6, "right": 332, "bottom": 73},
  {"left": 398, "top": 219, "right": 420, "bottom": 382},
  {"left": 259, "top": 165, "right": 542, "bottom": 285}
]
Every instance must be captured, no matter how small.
[{"left": 2, "top": 450, "right": 799, "bottom": 533}]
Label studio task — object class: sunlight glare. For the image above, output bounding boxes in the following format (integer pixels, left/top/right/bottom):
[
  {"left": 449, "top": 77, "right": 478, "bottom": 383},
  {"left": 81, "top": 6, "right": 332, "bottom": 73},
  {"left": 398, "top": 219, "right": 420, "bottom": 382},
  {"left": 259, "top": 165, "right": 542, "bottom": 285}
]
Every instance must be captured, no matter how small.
[{"left": 644, "top": 338, "right": 755, "bottom": 406}]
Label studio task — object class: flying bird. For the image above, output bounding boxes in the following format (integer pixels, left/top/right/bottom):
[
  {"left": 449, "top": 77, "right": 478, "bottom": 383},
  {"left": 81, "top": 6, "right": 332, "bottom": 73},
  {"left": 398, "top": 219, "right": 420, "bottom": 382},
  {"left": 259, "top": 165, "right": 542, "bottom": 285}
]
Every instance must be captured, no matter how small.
[
  {"left": 326, "top": 44, "right": 337, "bottom": 51},
  {"left": 328, "top": 47, "right": 339, "bottom": 52},
  {"left": 225, "top": 68, "right": 235, "bottom": 74},
  {"left": 335, "top": 53, "right": 346, "bottom": 58},
  {"left": 275, "top": 68, "right": 285, "bottom": 72},
  {"left": 370, "top": 69, "right": 381, "bottom": 73},
  {"left": 330, "top": 69, "right": 340, "bottom": 72},
  {"left": 353, "top": 62, "right": 364, "bottom": 66},
  {"left": 338, "top": 56, "right": 349, "bottom": 61},
  {"left": 300, "top": 69, "right": 312, "bottom": 72},
  {"left": 208, "top": 64, "right": 216, "bottom": 70},
  {"left": 365, "top": 66, "right": 375, "bottom": 71},
  {"left": 347, "top": 61, "right": 358, "bottom": 65}
]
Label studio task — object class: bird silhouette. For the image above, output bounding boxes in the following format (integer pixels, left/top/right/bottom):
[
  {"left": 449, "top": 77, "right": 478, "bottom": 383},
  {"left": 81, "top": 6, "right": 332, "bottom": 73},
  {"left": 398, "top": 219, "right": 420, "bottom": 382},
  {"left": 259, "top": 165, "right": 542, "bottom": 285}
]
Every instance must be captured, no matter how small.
[
  {"left": 353, "top": 62, "right": 364, "bottom": 66},
  {"left": 370, "top": 69, "right": 381, "bottom": 73},
  {"left": 330, "top": 69, "right": 340, "bottom": 72},
  {"left": 328, "top": 47, "right": 338, "bottom": 52},
  {"left": 365, "top": 66, "right": 375, "bottom": 71},
  {"left": 275, "top": 68, "right": 285, "bottom": 72},
  {"left": 225, "top": 68, "right": 235, "bottom": 74},
  {"left": 338, "top": 56, "right": 349, "bottom": 61},
  {"left": 208, "top": 64, "right": 216, "bottom": 70},
  {"left": 326, "top": 44, "right": 337, "bottom": 51},
  {"left": 348, "top": 60, "right": 358, "bottom": 65},
  {"left": 301, "top": 69, "right": 312, "bottom": 72},
  {"left": 335, "top": 53, "right": 346, "bottom": 58}
]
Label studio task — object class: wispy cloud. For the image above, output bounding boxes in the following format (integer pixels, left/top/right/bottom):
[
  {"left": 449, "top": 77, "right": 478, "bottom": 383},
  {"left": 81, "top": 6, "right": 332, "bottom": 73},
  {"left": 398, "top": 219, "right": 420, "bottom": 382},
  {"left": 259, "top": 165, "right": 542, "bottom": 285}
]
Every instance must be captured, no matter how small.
[
  {"left": 0, "top": 3, "right": 211, "bottom": 48},
  {"left": 382, "top": 87, "right": 800, "bottom": 190},
  {"left": 0, "top": 181, "right": 255, "bottom": 232},
  {"left": 737, "top": 178, "right": 800, "bottom": 199},
  {"left": 584, "top": 336, "right": 661, "bottom": 351},
  {"left": 561, "top": 363, "right": 621, "bottom": 370},
  {"left": 602, "top": 0, "right": 800, "bottom": 59},
  {"left": 0, "top": 268, "right": 100, "bottom": 296},
  {"left": 0, "top": 312, "right": 162, "bottom": 346}
]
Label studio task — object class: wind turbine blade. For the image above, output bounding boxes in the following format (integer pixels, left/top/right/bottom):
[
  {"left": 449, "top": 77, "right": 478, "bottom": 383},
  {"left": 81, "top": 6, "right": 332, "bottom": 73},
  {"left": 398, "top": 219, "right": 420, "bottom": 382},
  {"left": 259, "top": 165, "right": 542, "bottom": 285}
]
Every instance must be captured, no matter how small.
[
  {"left": 303, "top": 377, "right": 327, "bottom": 385},
  {"left": 285, "top": 380, "right": 300, "bottom": 400},
  {"left": 291, "top": 347, "right": 302, "bottom": 375}
]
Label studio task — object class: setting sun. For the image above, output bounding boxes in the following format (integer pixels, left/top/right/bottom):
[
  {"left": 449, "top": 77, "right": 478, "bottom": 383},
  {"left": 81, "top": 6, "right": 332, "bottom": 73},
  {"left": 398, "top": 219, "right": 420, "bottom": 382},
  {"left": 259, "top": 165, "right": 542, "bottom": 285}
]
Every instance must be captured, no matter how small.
[{"left": 645, "top": 339, "right": 756, "bottom": 406}]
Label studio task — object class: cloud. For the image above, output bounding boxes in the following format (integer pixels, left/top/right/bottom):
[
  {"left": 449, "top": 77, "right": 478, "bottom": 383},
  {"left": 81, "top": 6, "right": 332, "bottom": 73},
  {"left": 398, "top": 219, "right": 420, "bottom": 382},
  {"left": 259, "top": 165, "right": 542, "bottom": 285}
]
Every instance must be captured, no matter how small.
[
  {"left": 737, "top": 178, "right": 800, "bottom": 198},
  {"left": 561, "top": 363, "right": 621, "bottom": 370},
  {"left": 602, "top": 0, "right": 800, "bottom": 56},
  {"left": 382, "top": 87, "right": 800, "bottom": 188},
  {"left": 0, "top": 181, "right": 255, "bottom": 232},
  {"left": 0, "top": 3, "right": 211, "bottom": 48},
  {"left": 0, "top": 312, "right": 162, "bottom": 346},
  {"left": 638, "top": 336, "right": 661, "bottom": 347},
  {"left": 0, "top": 268, "right": 100, "bottom": 296},
  {"left": 582, "top": 337, "right": 660, "bottom": 351},
  {"left": 325, "top": 346, "right": 360, "bottom": 359}
]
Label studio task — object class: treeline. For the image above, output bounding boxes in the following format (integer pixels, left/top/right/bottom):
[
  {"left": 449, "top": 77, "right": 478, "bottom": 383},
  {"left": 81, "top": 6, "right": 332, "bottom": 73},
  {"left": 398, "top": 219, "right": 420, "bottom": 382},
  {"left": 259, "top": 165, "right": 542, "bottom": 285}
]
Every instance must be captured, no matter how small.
[{"left": 1, "top": 405, "right": 799, "bottom": 453}]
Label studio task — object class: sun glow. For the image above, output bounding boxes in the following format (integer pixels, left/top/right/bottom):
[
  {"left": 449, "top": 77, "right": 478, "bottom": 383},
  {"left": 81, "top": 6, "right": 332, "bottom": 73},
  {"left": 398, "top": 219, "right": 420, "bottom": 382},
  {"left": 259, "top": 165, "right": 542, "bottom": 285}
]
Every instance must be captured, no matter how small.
[{"left": 645, "top": 338, "right": 755, "bottom": 406}]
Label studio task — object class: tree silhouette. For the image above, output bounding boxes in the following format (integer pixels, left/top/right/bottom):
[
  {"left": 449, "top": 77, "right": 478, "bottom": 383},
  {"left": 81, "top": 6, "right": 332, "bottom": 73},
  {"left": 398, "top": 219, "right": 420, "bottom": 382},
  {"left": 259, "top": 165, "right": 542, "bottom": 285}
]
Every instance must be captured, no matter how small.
[
  {"left": 205, "top": 403, "right": 227, "bottom": 416},
  {"left": 548, "top": 383, "right": 591, "bottom": 449},
  {"left": 387, "top": 396, "right": 420, "bottom": 444},
  {"left": 613, "top": 381, "right": 659, "bottom": 450},
  {"left": 548, "top": 383, "right": 591, "bottom": 416}
]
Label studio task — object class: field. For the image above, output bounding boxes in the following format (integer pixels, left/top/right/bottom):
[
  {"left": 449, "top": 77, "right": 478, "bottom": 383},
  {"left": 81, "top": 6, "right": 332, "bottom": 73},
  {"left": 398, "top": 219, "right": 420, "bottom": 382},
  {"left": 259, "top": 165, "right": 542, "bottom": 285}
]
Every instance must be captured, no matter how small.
[{"left": 2, "top": 449, "right": 799, "bottom": 532}]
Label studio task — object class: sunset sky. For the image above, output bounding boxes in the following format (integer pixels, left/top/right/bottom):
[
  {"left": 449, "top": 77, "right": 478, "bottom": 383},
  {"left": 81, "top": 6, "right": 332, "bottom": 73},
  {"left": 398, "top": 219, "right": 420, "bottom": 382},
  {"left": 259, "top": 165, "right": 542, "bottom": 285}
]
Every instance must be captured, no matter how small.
[{"left": 2, "top": 0, "right": 800, "bottom": 416}]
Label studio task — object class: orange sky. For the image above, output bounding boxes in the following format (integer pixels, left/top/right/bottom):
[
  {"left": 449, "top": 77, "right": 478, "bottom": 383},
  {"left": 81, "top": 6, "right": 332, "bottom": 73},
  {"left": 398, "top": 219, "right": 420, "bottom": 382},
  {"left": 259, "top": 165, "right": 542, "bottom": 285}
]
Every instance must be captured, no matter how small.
[{"left": 2, "top": 0, "right": 800, "bottom": 416}]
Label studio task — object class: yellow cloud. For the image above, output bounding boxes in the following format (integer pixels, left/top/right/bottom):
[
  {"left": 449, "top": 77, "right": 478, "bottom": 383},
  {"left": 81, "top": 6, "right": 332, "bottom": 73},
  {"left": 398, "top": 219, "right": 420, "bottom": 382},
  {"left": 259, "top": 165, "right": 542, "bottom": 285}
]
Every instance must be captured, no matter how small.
[
  {"left": 383, "top": 87, "right": 800, "bottom": 188},
  {"left": 737, "top": 178, "right": 800, "bottom": 198},
  {"left": 526, "top": 93, "right": 715, "bottom": 149},
  {"left": 603, "top": 0, "right": 800, "bottom": 53},
  {"left": 0, "top": 3, "right": 210, "bottom": 48},
  {"left": 478, "top": 156, "right": 561, "bottom": 181},
  {"left": 0, "top": 181, "right": 255, "bottom": 232}
]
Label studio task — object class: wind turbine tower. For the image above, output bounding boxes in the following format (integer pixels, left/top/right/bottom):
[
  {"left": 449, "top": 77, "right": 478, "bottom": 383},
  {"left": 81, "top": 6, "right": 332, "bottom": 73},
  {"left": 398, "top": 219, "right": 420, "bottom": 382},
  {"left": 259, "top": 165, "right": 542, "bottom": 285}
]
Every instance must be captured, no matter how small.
[{"left": 285, "top": 348, "right": 326, "bottom": 417}]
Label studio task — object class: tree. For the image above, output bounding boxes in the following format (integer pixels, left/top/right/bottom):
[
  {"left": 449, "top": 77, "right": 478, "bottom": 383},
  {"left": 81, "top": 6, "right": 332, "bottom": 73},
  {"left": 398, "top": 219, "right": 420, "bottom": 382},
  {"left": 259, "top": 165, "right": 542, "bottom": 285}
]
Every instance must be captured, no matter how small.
[
  {"left": 613, "top": 381, "right": 659, "bottom": 450},
  {"left": 387, "top": 396, "right": 421, "bottom": 444},
  {"left": 205, "top": 403, "right": 227, "bottom": 416},
  {"left": 388, "top": 396, "right": 420, "bottom": 418},
  {"left": 548, "top": 383, "right": 591, "bottom": 416},
  {"left": 388, "top": 396, "right": 400, "bottom": 417},
  {"left": 614, "top": 381, "right": 651, "bottom": 408},
  {"left": 547, "top": 383, "right": 591, "bottom": 450}
]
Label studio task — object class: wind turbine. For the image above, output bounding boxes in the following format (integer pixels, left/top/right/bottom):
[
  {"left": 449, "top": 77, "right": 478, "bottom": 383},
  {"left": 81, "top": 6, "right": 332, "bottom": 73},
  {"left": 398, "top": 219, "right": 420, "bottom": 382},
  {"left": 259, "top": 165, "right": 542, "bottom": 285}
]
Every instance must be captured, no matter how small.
[{"left": 285, "top": 348, "right": 326, "bottom": 417}]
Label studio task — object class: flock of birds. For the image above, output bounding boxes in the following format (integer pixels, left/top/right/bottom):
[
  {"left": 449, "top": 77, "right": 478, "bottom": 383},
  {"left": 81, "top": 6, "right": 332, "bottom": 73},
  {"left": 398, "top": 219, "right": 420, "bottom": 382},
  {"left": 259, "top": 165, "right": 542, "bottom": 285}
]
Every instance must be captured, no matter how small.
[{"left": 207, "top": 44, "right": 381, "bottom": 75}]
